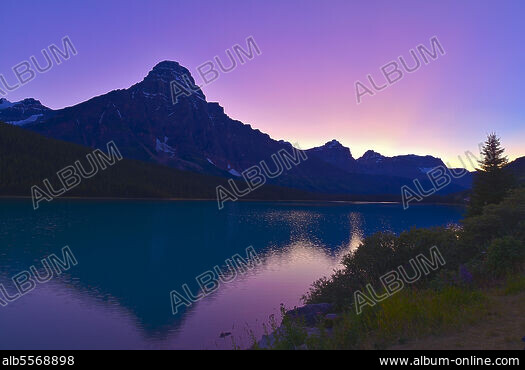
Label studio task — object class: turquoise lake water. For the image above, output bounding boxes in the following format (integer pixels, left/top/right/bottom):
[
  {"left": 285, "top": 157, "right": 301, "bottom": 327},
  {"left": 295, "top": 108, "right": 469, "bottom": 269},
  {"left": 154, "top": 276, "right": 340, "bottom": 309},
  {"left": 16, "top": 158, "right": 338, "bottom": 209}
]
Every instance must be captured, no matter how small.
[{"left": 0, "top": 199, "right": 464, "bottom": 349}]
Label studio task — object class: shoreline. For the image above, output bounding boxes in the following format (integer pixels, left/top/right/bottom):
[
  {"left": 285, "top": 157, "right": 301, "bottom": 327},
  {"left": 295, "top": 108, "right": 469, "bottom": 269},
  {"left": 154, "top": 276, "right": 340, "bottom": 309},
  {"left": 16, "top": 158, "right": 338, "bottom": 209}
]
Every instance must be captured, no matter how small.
[
  {"left": 0, "top": 195, "right": 468, "bottom": 206},
  {"left": 0, "top": 195, "right": 469, "bottom": 207}
]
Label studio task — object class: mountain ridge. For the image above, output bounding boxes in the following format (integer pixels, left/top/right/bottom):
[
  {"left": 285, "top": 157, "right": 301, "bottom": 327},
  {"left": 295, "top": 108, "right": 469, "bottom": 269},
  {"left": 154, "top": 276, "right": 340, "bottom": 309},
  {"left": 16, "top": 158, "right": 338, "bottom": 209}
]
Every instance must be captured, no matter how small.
[{"left": 1, "top": 60, "right": 476, "bottom": 196}]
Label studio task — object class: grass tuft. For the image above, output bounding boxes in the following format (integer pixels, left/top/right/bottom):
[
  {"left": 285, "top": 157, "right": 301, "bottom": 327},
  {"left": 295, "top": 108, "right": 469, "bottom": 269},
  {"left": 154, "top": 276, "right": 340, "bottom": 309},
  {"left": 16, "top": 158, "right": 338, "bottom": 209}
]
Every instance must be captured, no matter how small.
[{"left": 501, "top": 275, "right": 525, "bottom": 295}]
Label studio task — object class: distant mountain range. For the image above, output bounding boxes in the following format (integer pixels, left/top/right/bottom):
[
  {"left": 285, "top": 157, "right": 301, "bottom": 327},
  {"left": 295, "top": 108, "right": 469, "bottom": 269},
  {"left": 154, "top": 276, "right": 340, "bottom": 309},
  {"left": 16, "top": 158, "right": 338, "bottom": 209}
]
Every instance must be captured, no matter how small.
[{"left": 1, "top": 60, "right": 521, "bottom": 198}]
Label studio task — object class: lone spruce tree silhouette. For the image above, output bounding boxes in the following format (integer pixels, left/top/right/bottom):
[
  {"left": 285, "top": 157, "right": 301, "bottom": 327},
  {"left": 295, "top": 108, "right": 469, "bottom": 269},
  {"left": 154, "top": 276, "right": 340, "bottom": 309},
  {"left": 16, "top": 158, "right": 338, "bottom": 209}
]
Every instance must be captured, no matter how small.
[{"left": 468, "top": 133, "right": 514, "bottom": 216}]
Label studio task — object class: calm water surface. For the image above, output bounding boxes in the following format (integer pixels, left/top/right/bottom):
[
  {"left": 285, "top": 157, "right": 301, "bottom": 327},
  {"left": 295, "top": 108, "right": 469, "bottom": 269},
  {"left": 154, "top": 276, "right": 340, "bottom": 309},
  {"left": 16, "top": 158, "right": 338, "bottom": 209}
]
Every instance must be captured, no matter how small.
[{"left": 0, "top": 199, "right": 464, "bottom": 349}]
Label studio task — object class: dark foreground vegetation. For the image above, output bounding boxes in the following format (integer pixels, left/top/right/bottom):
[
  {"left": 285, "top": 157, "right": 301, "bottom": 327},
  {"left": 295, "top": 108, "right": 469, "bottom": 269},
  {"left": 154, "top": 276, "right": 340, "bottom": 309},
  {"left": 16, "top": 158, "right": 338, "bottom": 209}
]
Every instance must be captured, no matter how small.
[{"left": 259, "top": 134, "right": 524, "bottom": 350}]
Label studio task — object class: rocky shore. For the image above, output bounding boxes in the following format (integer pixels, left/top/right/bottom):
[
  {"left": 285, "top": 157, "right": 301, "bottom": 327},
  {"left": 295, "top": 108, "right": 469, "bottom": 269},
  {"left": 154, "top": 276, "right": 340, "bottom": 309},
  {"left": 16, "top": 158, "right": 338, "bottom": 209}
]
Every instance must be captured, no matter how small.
[{"left": 257, "top": 303, "right": 340, "bottom": 349}]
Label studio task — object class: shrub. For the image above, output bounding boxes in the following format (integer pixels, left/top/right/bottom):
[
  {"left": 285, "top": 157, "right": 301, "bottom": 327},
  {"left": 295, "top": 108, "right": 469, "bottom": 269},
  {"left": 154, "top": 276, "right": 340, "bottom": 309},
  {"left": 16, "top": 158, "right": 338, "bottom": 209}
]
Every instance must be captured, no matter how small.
[
  {"left": 304, "top": 227, "right": 460, "bottom": 307},
  {"left": 461, "top": 188, "right": 525, "bottom": 251},
  {"left": 502, "top": 275, "right": 525, "bottom": 295},
  {"left": 485, "top": 236, "right": 525, "bottom": 276},
  {"left": 305, "top": 188, "right": 525, "bottom": 306}
]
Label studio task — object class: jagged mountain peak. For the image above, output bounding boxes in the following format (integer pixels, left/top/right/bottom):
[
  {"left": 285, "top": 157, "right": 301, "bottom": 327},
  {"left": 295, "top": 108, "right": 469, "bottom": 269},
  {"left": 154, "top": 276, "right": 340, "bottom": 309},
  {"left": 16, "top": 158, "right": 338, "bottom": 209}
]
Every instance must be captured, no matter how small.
[
  {"left": 0, "top": 98, "right": 48, "bottom": 110},
  {"left": 0, "top": 98, "right": 14, "bottom": 110},
  {"left": 153, "top": 60, "right": 183, "bottom": 69},
  {"left": 306, "top": 139, "right": 356, "bottom": 171},
  {"left": 19, "top": 98, "right": 43, "bottom": 105},
  {"left": 356, "top": 149, "right": 451, "bottom": 179},
  {"left": 311, "top": 139, "right": 349, "bottom": 151},
  {"left": 136, "top": 60, "right": 206, "bottom": 102},
  {"left": 0, "top": 98, "right": 51, "bottom": 126},
  {"left": 148, "top": 60, "right": 190, "bottom": 78},
  {"left": 308, "top": 139, "right": 354, "bottom": 158},
  {"left": 324, "top": 139, "right": 345, "bottom": 148},
  {"left": 359, "top": 150, "right": 384, "bottom": 161}
]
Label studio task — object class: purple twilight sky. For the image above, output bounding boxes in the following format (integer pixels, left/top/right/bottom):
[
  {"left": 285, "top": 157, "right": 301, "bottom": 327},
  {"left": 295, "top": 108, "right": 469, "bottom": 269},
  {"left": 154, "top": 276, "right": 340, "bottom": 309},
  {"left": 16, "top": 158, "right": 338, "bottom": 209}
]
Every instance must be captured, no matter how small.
[{"left": 1, "top": 0, "right": 523, "bottom": 167}]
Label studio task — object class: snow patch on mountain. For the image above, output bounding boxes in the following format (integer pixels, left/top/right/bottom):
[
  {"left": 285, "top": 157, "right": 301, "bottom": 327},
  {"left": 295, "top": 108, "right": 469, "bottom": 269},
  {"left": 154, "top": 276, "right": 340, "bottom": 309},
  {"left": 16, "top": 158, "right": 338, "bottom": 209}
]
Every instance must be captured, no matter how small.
[
  {"left": 155, "top": 137, "right": 175, "bottom": 157},
  {"left": 7, "top": 114, "right": 43, "bottom": 126},
  {"left": 228, "top": 168, "right": 241, "bottom": 177},
  {"left": 226, "top": 163, "right": 241, "bottom": 177}
]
